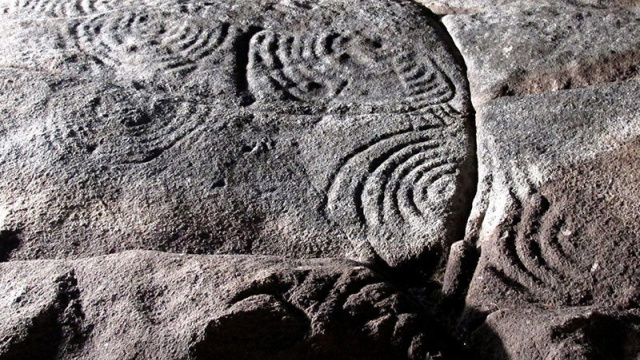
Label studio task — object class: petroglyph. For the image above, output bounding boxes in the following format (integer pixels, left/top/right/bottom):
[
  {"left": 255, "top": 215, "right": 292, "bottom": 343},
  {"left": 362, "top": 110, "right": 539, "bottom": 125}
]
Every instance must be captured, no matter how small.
[
  {"left": 326, "top": 127, "right": 454, "bottom": 228},
  {"left": 0, "top": 0, "right": 170, "bottom": 18},
  {"left": 0, "top": 0, "right": 473, "bottom": 270},
  {"left": 3, "top": 0, "right": 116, "bottom": 17},
  {"left": 455, "top": 81, "right": 640, "bottom": 311},
  {"left": 247, "top": 29, "right": 458, "bottom": 114},
  {"left": 393, "top": 53, "right": 456, "bottom": 111},
  {"left": 3, "top": 1, "right": 640, "bottom": 359},
  {"left": 73, "top": 11, "right": 233, "bottom": 76},
  {"left": 307, "top": 111, "right": 473, "bottom": 267},
  {"left": 84, "top": 89, "right": 210, "bottom": 164}
]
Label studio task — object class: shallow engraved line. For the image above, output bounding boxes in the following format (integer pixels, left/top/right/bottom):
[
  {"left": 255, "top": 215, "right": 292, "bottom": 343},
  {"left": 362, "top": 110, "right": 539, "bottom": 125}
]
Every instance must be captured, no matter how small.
[
  {"left": 527, "top": 199, "right": 576, "bottom": 289},
  {"left": 324, "top": 127, "right": 441, "bottom": 225},
  {"left": 6, "top": 0, "right": 159, "bottom": 18},
  {"left": 388, "top": 153, "right": 451, "bottom": 217},
  {"left": 500, "top": 193, "right": 544, "bottom": 286},
  {"left": 363, "top": 145, "right": 443, "bottom": 226},
  {"left": 540, "top": 213, "right": 574, "bottom": 277},
  {"left": 514, "top": 194, "right": 562, "bottom": 286},
  {"left": 394, "top": 54, "right": 456, "bottom": 111},
  {"left": 323, "top": 126, "right": 440, "bottom": 196},
  {"left": 122, "top": 120, "right": 204, "bottom": 164},
  {"left": 396, "top": 160, "right": 456, "bottom": 223},
  {"left": 270, "top": 32, "right": 322, "bottom": 100},
  {"left": 386, "top": 154, "right": 448, "bottom": 225},
  {"left": 410, "top": 163, "right": 457, "bottom": 219},
  {"left": 249, "top": 29, "right": 355, "bottom": 103},
  {"left": 74, "top": 14, "right": 230, "bottom": 75},
  {"left": 366, "top": 142, "right": 441, "bottom": 226}
]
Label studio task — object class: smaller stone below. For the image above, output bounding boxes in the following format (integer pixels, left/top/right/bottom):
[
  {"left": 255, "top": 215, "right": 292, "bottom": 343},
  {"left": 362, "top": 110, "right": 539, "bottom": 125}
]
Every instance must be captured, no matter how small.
[
  {"left": 468, "top": 307, "right": 640, "bottom": 360},
  {"left": 0, "top": 251, "right": 460, "bottom": 360}
]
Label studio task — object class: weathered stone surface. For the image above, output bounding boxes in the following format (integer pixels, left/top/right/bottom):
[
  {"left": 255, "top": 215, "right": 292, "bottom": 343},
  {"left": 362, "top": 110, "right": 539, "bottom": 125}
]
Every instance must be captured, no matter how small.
[
  {"left": 451, "top": 79, "right": 640, "bottom": 313},
  {"left": 469, "top": 307, "right": 640, "bottom": 360},
  {"left": 0, "top": 250, "right": 459, "bottom": 359},
  {"left": 0, "top": 0, "right": 475, "bottom": 268},
  {"left": 4, "top": 0, "right": 640, "bottom": 358},
  {"left": 441, "top": 3, "right": 640, "bottom": 106},
  {"left": 417, "top": 0, "right": 640, "bottom": 15}
]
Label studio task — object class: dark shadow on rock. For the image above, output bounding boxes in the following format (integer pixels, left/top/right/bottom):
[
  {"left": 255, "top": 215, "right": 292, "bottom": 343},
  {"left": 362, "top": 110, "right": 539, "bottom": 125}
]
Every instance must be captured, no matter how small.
[
  {"left": 0, "top": 304, "right": 64, "bottom": 360},
  {"left": 460, "top": 304, "right": 640, "bottom": 360},
  {"left": 190, "top": 294, "right": 310, "bottom": 359},
  {"left": 0, "top": 230, "right": 22, "bottom": 262},
  {"left": 0, "top": 271, "right": 91, "bottom": 360},
  {"left": 189, "top": 264, "right": 469, "bottom": 360}
]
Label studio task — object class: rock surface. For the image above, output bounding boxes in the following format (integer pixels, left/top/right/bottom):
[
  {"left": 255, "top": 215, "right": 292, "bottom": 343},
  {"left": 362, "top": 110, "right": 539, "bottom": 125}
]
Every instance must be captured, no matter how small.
[
  {"left": 470, "top": 307, "right": 640, "bottom": 360},
  {"left": 0, "top": 250, "right": 459, "bottom": 359},
  {"left": 442, "top": 2, "right": 640, "bottom": 106},
  {"left": 1, "top": 0, "right": 640, "bottom": 359},
  {"left": 417, "top": 0, "right": 640, "bottom": 15},
  {"left": 458, "top": 79, "right": 640, "bottom": 312},
  {"left": 0, "top": 0, "right": 475, "bottom": 269}
]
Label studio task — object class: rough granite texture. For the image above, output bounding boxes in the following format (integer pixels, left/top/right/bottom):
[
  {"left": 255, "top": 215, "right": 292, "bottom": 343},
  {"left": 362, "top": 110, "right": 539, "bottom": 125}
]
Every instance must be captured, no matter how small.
[
  {"left": 445, "top": 78, "right": 640, "bottom": 319},
  {"left": 0, "top": 0, "right": 475, "bottom": 270},
  {"left": 417, "top": 0, "right": 640, "bottom": 15},
  {"left": 0, "top": 0, "right": 639, "bottom": 359},
  {"left": 470, "top": 307, "right": 640, "bottom": 360},
  {"left": 0, "top": 251, "right": 463, "bottom": 359},
  {"left": 442, "top": 1, "right": 640, "bottom": 107}
]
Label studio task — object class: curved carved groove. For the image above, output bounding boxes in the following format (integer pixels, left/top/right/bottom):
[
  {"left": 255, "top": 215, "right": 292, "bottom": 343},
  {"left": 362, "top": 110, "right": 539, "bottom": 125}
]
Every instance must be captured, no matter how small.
[
  {"left": 247, "top": 29, "right": 457, "bottom": 113},
  {"left": 539, "top": 213, "right": 575, "bottom": 275},
  {"left": 248, "top": 30, "right": 352, "bottom": 103},
  {"left": 385, "top": 155, "right": 447, "bottom": 225},
  {"left": 397, "top": 161, "right": 457, "bottom": 223},
  {"left": 4, "top": 0, "right": 116, "bottom": 17},
  {"left": 499, "top": 211, "right": 544, "bottom": 286},
  {"left": 73, "top": 11, "right": 231, "bottom": 75},
  {"left": 363, "top": 141, "right": 441, "bottom": 227},
  {"left": 393, "top": 53, "right": 456, "bottom": 111},
  {"left": 488, "top": 189, "right": 582, "bottom": 300},
  {"left": 513, "top": 194, "right": 562, "bottom": 283},
  {"left": 105, "top": 103, "right": 206, "bottom": 164},
  {"left": 326, "top": 127, "right": 458, "bottom": 233}
]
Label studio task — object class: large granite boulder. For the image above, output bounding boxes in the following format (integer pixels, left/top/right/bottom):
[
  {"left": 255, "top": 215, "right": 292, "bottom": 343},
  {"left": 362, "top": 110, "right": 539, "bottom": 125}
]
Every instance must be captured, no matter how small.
[
  {"left": 0, "top": 0, "right": 475, "bottom": 270},
  {"left": 3, "top": 0, "right": 640, "bottom": 358}
]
